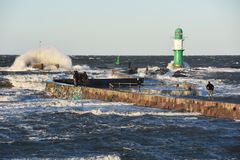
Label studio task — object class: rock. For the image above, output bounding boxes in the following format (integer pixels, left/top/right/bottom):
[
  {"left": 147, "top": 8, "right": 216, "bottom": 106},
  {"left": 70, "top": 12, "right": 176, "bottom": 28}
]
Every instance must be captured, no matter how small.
[
  {"left": 172, "top": 71, "right": 188, "bottom": 77},
  {"left": 32, "top": 63, "right": 44, "bottom": 69},
  {"left": 128, "top": 67, "right": 138, "bottom": 74},
  {"left": 0, "top": 78, "right": 14, "bottom": 88},
  {"left": 155, "top": 68, "right": 169, "bottom": 75}
]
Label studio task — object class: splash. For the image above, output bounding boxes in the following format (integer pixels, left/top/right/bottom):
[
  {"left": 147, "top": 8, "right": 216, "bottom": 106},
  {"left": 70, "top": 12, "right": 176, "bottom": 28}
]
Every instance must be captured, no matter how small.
[
  {"left": 167, "top": 60, "right": 190, "bottom": 71},
  {"left": 71, "top": 109, "right": 201, "bottom": 117},
  {"left": 10, "top": 47, "right": 72, "bottom": 71},
  {"left": 73, "top": 64, "right": 91, "bottom": 71}
]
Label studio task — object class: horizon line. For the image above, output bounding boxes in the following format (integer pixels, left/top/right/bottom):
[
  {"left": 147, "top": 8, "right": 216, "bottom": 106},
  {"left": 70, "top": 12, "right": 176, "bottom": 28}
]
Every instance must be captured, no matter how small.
[{"left": 0, "top": 53, "right": 239, "bottom": 56}]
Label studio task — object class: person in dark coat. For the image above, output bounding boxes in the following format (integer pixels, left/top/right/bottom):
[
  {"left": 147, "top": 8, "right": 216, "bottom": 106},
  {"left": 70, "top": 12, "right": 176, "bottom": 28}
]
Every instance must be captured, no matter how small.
[
  {"left": 206, "top": 81, "right": 214, "bottom": 100},
  {"left": 73, "top": 71, "right": 80, "bottom": 86},
  {"left": 82, "top": 72, "right": 88, "bottom": 82},
  {"left": 137, "top": 78, "right": 141, "bottom": 92}
]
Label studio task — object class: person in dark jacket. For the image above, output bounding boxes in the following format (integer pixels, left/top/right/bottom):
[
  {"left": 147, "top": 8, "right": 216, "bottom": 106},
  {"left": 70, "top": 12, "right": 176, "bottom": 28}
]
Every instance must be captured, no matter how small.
[
  {"left": 137, "top": 78, "right": 141, "bottom": 92},
  {"left": 206, "top": 81, "right": 214, "bottom": 100},
  {"left": 82, "top": 72, "right": 88, "bottom": 82},
  {"left": 73, "top": 71, "right": 80, "bottom": 86}
]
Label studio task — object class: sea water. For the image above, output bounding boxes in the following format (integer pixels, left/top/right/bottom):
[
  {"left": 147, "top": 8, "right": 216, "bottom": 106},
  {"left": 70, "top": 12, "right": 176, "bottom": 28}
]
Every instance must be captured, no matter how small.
[{"left": 0, "top": 53, "right": 240, "bottom": 159}]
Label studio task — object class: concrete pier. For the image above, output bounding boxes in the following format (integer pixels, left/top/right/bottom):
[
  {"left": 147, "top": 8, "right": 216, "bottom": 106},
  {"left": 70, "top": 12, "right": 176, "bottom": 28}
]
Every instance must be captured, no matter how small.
[{"left": 45, "top": 81, "right": 240, "bottom": 120}]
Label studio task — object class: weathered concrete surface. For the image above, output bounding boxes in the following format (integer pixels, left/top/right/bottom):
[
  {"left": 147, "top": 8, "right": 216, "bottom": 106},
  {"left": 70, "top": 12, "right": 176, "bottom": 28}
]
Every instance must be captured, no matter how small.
[{"left": 46, "top": 81, "right": 240, "bottom": 120}]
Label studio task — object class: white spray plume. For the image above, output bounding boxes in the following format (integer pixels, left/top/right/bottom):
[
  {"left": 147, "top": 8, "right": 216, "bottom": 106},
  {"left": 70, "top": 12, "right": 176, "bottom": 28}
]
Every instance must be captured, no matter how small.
[{"left": 10, "top": 47, "right": 72, "bottom": 71}]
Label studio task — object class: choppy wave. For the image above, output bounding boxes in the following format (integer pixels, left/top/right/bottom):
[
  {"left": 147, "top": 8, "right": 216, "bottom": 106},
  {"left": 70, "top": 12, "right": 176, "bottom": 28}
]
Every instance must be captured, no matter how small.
[
  {"left": 167, "top": 60, "right": 190, "bottom": 71},
  {"left": 73, "top": 64, "right": 91, "bottom": 71},
  {"left": 71, "top": 109, "right": 201, "bottom": 117},
  {"left": 0, "top": 97, "right": 200, "bottom": 117},
  {"left": 1, "top": 155, "right": 121, "bottom": 160},
  {"left": 9, "top": 47, "right": 72, "bottom": 71},
  {"left": 3, "top": 74, "right": 61, "bottom": 90},
  {"left": 195, "top": 67, "right": 240, "bottom": 73},
  {"left": 1, "top": 55, "right": 240, "bottom": 159},
  {"left": 76, "top": 155, "right": 121, "bottom": 160}
]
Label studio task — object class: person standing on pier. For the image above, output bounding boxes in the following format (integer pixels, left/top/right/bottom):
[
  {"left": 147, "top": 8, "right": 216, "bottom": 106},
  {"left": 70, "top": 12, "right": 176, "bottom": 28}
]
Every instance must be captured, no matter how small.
[
  {"left": 73, "top": 71, "right": 80, "bottom": 86},
  {"left": 206, "top": 81, "right": 214, "bottom": 100},
  {"left": 82, "top": 72, "right": 89, "bottom": 85},
  {"left": 137, "top": 78, "right": 141, "bottom": 92}
]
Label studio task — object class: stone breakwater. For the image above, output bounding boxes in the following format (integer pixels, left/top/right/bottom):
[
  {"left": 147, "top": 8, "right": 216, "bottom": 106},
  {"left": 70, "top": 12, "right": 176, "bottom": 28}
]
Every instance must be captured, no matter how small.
[{"left": 45, "top": 81, "right": 240, "bottom": 120}]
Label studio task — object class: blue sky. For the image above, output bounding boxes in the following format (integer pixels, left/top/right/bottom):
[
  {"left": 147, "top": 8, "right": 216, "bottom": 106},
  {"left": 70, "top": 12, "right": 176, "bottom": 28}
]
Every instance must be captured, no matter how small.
[{"left": 0, "top": 0, "right": 239, "bottom": 55}]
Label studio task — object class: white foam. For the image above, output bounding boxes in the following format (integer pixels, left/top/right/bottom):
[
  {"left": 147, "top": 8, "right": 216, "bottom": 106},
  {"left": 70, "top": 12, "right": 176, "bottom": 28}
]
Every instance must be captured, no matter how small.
[
  {"left": 71, "top": 109, "right": 201, "bottom": 117},
  {"left": 196, "top": 67, "right": 240, "bottom": 73},
  {"left": 4, "top": 74, "right": 53, "bottom": 90},
  {"left": 155, "top": 72, "right": 240, "bottom": 97},
  {"left": 0, "top": 96, "right": 16, "bottom": 102},
  {"left": 156, "top": 73, "right": 210, "bottom": 85},
  {"left": 8, "top": 154, "right": 121, "bottom": 160},
  {"left": 83, "top": 155, "right": 121, "bottom": 160},
  {"left": 48, "top": 155, "right": 121, "bottom": 160},
  {"left": 166, "top": 60, "right": 190, "bottom": 71},
  {"left": 184, "top": 117, "right": 198, "bottom": 120},
  {"left": 9, "top": 47, "right": 72, "bottom": 71},
  {"left": 212, "top": 84, "right": 240, "bottom": 96},
  {"left": 0, "top": 99, "right": 130, "bottom": 109},
  {"left": 0, "top": 97, "right": 201, "bottom": 118},
  {"left": 72, "top": 65, "right": 109, "bottom": 79},
  {"left": 0, "top": 67, "right": 9, "bottom": 71},
  {"left": 137, "top": 66, "right": 162, "bottom": 78},
  {"left": 73, "top": 64, "right": 91, "bottom": 71}
]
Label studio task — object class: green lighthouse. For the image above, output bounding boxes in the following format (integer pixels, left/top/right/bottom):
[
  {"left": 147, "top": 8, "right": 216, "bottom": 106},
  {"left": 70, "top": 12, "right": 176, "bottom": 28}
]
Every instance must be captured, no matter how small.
[
  {"left": 173, "top": 28, "right": 184, "bottom": 67},
  {"left": 115, "top": 56, "right": 120, "bottom": 65}
]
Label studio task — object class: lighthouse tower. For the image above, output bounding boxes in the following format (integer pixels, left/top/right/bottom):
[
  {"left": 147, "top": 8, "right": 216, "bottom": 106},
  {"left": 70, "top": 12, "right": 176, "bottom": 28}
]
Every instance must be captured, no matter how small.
[{"left": 173, "top": 28, "right": 184, "bottom": 67}]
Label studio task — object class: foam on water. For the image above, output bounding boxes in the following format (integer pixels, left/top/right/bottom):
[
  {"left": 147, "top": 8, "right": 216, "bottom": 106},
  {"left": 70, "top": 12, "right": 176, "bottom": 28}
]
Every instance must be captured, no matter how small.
[
  {"left": 71, "top": 109, "right": 201, "bottom": 117},
  {"left": 153, "top": 67, "right": 240, "bottom": 97},
  {"left": 0, "top": 97, "right": 201, "bottom": 119},
  {"left": 0, "top": 95, "right": 15, "bottom": 101},
  {"left": 137, "top": 66, "right": 161, "bottom": 77},
  {"left": 4, "top": 155, "right": 121, "bottom": 160},
  {"left": 73, "top": 64, "right": 91, "bottom": 71},
  {"left": 1, "top": 55, "right": 240, "bottom": 159},
  {"left": 4, "top": 74, "right": 55, "bottom": 90},
  {"left": 196, "top": 67, "right": 240, "bottom": 73},
  {"left": 72, "top": 64, "right": 109, "bottom": 79},
  {"left": 9, "top": 47, "right": 72, "bottom": 71},
  {"left": 81, "top": 155, "right": 121, "bottom": 160},
  {"left": 167, "top": 60, "right": 190, "bottom": 71}
]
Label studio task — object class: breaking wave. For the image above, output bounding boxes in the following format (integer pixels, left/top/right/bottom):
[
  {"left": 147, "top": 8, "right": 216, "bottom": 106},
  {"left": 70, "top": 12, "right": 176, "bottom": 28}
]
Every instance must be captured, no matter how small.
[
  {"left": 167, "top": 60, "right": 190, "bottom": 71},
  {"left": 71, "top": 109, "right": 201, "bottom": 117},
  {"left": 196, "top": 67, "right": 240, "bottom": 73},
  {"left": 9, "top": 47, "right": 72, "bottom": 71}
]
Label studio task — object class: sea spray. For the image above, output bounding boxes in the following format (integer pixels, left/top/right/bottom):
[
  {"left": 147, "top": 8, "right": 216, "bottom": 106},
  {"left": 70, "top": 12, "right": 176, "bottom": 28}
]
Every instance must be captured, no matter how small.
[
  {"left": 167, "top": 60, "right": 190, "bottom": 71},
  {"left": 10, "top": 47, "right": 72, "bottom": 71}
]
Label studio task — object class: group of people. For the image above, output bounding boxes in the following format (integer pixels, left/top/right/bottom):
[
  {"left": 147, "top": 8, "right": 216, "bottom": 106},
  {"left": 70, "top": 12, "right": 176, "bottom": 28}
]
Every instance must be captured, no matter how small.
[{"left": 73, "top": 71, "right": 88, "bottom": 86}]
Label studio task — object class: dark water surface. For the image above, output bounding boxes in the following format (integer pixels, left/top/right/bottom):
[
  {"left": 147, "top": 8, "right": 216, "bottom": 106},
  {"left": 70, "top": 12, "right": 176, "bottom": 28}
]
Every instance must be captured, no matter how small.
[
  {"left": 0, "top": 55, "right": 240, "bottom": 159},
  {"left": 0, "top": 105, "right": 240, "bottom": 159},
  {"left": 1, "top": 55, "right": 240, "bottom": 68}
]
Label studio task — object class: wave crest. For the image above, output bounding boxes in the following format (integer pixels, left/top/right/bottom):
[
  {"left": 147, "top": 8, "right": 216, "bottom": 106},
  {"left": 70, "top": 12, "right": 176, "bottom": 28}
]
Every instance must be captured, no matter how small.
[{"left": 10, "top": 47, "right": 72, "bottom": 71}]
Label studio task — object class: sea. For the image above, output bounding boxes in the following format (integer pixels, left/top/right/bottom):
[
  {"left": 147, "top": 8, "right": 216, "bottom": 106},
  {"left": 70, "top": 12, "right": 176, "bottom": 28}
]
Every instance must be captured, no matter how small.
[{"left": 0, "top": 52, "right": 240, "bottom": 159}]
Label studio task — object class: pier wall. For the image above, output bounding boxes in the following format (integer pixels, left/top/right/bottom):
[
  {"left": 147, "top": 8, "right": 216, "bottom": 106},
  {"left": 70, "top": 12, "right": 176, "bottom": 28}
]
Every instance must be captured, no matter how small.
[{"left": 46, "top": 82, "right": 240, "bottom": 120}]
